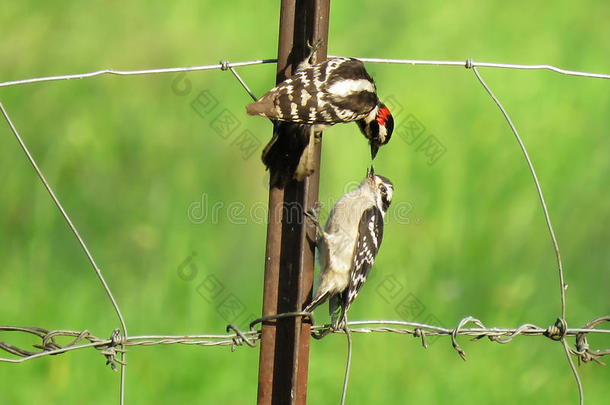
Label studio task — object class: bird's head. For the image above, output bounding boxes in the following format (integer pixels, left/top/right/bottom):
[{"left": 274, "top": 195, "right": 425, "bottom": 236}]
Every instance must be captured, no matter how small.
[
  {"left": 357, "top": 103, "right": 394, "bottom": 159},
  {"left": 365, "top": 166, "right": 394, "bottom": 214}
]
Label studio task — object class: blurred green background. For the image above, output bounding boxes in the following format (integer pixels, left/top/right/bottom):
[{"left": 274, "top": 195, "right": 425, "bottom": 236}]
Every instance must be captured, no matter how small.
[{"left": 1, "top": 0, "right": 609, "bottom": 403}]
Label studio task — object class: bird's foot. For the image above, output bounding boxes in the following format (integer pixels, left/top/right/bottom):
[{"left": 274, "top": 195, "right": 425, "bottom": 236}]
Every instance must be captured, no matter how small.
[
  {"left": 297, "top": 39, "right": 324, "bottom": 71},
  {"left": 304, "top": 206, "right": 324, "bottom": 234}
]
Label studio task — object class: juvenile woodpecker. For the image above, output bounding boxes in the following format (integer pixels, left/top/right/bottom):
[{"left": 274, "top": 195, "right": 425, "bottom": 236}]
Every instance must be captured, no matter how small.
[
  {"left": 304, "top": 167, "right": 393, "bottom": 329},
  {"left": 247, "top": 49, "right": 394, "bottom": 187}
]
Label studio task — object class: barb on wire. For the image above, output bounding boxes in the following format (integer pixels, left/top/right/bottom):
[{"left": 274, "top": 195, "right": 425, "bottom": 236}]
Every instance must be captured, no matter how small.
[
  {"left": 451, "top": 316, "right": 486, "bottom": 361},
  {"left": 573, "top": 316, "right": 610, "bottom": 366},
  {"left": 0, "top": 327, "right": 125, "bottom": 367},
  {"left": 226, "top": 324, "right": 257, "bottom": 351}
]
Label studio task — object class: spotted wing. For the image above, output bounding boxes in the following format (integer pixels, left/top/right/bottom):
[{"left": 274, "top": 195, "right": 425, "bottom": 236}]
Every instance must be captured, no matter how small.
[
  {"left": 246, "top": 58, "right": 378, "bottom": 125},
  {"left": 336, "top": 206, "right": 384, "bottom": 326}
]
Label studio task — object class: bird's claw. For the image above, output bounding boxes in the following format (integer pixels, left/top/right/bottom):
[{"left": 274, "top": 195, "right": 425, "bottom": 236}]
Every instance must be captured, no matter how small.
[
  {"left": 304, "top": 206, "right": 324, "bottom": 234},
  {"left": 298, "top": 39, "right": 324, "bottom": 71},
  {"left": 306, "top": 39, "right": 324, "bottom": 54}
]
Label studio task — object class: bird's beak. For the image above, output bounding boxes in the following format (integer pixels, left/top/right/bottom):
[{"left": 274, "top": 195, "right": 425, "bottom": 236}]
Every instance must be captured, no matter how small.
[{"left": 370, "top": 143, "right": 380, "bottom": 160}]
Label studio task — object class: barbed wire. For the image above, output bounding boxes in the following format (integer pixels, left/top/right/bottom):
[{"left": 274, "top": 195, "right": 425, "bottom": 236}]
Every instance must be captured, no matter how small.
[
  {"left": 1, "top": 315, "right": 608, "bottom": 364},
  {"left": 1, "top": 55, "right": 609, "bottom": 404}
]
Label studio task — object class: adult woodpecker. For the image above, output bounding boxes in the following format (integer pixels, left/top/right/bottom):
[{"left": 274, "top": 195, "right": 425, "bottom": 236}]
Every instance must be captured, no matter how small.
[{"left": 247, "top": 46, "right": 394, "bottom": 187}]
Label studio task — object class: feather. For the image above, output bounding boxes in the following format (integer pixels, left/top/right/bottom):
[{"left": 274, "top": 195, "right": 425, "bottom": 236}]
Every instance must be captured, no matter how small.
[{"left": 334, "top": 206, "right": 384, "bottom": 328}]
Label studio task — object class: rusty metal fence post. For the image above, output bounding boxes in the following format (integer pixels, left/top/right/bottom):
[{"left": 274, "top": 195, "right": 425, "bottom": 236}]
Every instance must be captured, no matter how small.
[{"left": 256, "top": 1, "right": 330, "bottom": 404}]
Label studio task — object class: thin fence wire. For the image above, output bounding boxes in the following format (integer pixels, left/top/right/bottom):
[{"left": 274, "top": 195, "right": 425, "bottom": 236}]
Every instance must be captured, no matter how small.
[
  {"left": 469, "top": 62, "right": 583, "bottom": 402},
  {"left": 335, "top": 56, "right": 610, "bottom": 79},
  {"left": 341, "top": 324, "right": 352, "bottom": 405},
  {"left": 0, "top": 55, "right": 609, "bottom": 405},
  {"left": 0, "top": 59, "right": 278, "bottom": 88},
  {"left": 1, "top": 57, "right": 609, "bottom": 90},
  {"left": 0, "top": 100, "right": 129, "bottom": 404}
]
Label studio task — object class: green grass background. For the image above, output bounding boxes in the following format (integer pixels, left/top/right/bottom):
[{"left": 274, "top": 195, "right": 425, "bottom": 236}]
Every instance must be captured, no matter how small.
[{"left": 1, "top": 0, "right": 609, "bottom": 403}]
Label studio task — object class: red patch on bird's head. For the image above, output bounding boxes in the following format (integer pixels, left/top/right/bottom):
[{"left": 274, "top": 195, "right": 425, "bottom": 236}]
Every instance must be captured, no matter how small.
[{"left": 376, "top": 105, "right": 392, "bottom": 126}]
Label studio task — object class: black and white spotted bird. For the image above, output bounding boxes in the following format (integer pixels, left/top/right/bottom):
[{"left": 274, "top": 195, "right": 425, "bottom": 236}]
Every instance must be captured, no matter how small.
[
  {"left": 247, "top": 47, "right": 394, "bottom": 187},
  {"left": 304, "top": 167, "right": 393, "bottom": 329}
]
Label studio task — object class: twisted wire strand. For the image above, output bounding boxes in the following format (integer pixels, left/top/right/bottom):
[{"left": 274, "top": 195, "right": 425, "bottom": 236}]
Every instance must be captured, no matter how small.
[{"left": 2, "top": 316, "right": 608, "bottom": 363}]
